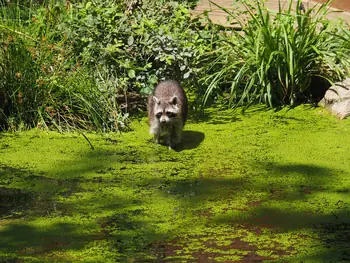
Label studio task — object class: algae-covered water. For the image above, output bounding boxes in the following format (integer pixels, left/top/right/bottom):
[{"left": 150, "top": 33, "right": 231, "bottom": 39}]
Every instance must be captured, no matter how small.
[{"left": 1, "top": 106, "right": 350, "bottom": 262}]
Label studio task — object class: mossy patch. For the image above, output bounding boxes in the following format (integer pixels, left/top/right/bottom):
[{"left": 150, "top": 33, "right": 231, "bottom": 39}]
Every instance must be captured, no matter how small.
[{"left": 1, "top": 105, "right": 350, "bottom": 262}]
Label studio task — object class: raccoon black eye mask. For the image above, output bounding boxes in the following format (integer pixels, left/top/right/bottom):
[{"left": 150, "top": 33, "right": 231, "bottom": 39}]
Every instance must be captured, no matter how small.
[
  {"left": 155, "top": 112, "right": 177, "bottom": 120},
  {"left": 166, "top": 111, "right": 177, "bottom": 118}
]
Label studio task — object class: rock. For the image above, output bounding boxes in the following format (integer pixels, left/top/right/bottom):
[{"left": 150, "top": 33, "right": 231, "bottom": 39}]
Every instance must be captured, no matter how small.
[{"left": 318, "top": 78, "right": 350, "bottom": 120}]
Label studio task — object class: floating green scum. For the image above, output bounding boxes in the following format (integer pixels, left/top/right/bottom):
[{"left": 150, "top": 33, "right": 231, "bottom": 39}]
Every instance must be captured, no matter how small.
[{"left": 1, "top": 105, "right": 350, "bottom": 262}]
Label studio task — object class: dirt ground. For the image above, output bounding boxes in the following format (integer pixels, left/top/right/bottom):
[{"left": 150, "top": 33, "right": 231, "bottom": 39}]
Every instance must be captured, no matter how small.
[
  {"left": 315, "top": 0, "right": 350, "bottom": 12},
  {"left": 192, "top": 0, "right": 350, "bottom": 26}
]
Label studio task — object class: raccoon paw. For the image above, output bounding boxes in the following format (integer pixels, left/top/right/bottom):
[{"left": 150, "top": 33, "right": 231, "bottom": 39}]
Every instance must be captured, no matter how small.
[
  {"left": 168, "top": 141, "right": 177, "bottom": 150},
  {"left": 154, "top": 135, "right": 160, "bottom": 144}
]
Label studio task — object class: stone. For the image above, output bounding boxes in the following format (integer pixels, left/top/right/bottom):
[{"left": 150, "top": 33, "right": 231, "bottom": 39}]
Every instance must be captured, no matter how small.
[{"left": 318, "top": 78, "right": 350, "bottom": 120}]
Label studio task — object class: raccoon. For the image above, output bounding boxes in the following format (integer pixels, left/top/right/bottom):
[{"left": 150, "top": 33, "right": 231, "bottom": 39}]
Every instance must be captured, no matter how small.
[{"left": 148, "top": 80, "right": 188, "bottom": 149}]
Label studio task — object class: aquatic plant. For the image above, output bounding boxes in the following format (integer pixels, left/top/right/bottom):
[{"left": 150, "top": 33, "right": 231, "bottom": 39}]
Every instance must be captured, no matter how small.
[{"left": 1, "top": 106, "right": 350, "bottom": 262}]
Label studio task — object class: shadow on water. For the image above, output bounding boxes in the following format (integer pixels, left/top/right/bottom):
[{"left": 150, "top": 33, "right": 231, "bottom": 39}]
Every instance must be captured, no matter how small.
[
  {"left": 0, "top": 165, "right": 81, "bottom": 219},
  {"left": 166, "top": 163, "right": 336, "bottom": 205},
  {"left": 191, "top": 109, "right": 243, "bottom": 125},
  {"left": 147, "top": 130, "right": 205, "bottom": 152},
  {"left": 0, "top": 146, "right": 160, "bottom": 262},
  {"left": 174, "top": 130, "right": 205, "bottom": 152},
  {"left": 0, "top": 222, "right": 98, "bottom": 255},
  {"left": 206, "top": 115, "right": 242, "bottom": 125},
  {"left": 1, "top": 133, "right": 350, "bottom": 263},
  {"left": 150, "top": 162, "right": 350, "bottom": 262},
  {"left": 313, "top": 220, "right": 350, "bottom": 262},
  {"left": 0, "top": 187, "right": 35, "bottom": 218}
]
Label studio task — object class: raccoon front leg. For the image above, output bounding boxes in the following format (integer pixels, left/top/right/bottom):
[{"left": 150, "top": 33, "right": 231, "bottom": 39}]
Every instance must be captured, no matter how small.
[
  {"left": 167, "top": 133, "right": 174, "bottom": 150},
  {"left": 149, "top": 125, "right": 161, "bottom": 144},
  {"left": 154, "top": 132, "right": 160, "bottom": 144},
  {"left": 167, "top": 125, "right": 182, "bottom": 150}
]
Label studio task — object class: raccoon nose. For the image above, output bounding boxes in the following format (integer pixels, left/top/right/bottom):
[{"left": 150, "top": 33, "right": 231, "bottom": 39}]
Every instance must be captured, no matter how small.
[{"left": 160, "top": 118, "right": 167, "bottom": 123}]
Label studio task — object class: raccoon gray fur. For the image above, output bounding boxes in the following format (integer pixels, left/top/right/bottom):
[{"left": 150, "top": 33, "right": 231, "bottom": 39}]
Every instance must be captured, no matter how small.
[{"left": 148, "top": 80, "right": 188, "bottom": 149}]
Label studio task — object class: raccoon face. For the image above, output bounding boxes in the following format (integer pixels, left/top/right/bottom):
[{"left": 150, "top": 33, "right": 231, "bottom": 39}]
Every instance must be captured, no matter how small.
[{"left": 153, "top": 96, "right": 179, "bottom": 124}]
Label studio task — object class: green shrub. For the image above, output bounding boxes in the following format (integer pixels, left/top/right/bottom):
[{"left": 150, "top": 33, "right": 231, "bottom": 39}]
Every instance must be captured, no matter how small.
[
  {"left": 63, "top": 0, "right": 213, "bottom": 95},
  {"left": 0, "top": 1, "right": 128, "bottom": 131},
  {"left": 202, "top": 0, "right": 350, "bottom": 108},
  {"left": 0, "top": 0, "right": 218, "bottom": 131}
]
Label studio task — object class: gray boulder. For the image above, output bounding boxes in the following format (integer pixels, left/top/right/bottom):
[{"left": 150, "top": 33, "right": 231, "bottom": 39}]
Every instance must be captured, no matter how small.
[{"left": 318, "top": 78, "right": 350, "bottom": 120}]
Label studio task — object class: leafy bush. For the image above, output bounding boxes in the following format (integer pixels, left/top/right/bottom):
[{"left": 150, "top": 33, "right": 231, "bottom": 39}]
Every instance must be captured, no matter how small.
[
  {"left": 0, "top": 1, "right": 128, "bottom": 131},
  {"left": 202, "top": 0, "right": 350, "bottom": 108},
  {"left": 0, "top": 0, "right": 217, "bottom": 131},
  {"left": 63, "top": 0, "right": 212, "bottom": 95}
]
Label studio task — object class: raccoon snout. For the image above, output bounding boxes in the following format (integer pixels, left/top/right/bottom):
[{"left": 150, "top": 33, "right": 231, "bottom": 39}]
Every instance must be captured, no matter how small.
[{"left": 160, "top": 117, "right": 168, "bottom": 123}]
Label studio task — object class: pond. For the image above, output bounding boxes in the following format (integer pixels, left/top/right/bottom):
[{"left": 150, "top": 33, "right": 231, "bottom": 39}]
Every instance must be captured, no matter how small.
[{"left": 1, "top": 105, "right": 350, "bottom": 262}]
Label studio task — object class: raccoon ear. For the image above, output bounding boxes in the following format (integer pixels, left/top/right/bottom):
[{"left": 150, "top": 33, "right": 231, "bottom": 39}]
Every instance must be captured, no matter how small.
[
  {"left": 152, "top": 96, "right": 160, "bottom": 104},
  {"left": 170, "top": 96, "right": 178, "bottom": 105}
]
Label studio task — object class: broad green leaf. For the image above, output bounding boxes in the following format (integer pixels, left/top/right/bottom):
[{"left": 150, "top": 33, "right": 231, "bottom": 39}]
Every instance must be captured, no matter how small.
[
  {"left": 127, "top": 36, "right": 134, "bottom": 46},
  {"left": 183, "top": 71, "right": 191, "bottom": 79},
  {"left": 85, "top": 2, "right": 92, "bottom": 9},
  {"left": 128, "top": 69, "right": 136, "bottom": 79}
]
